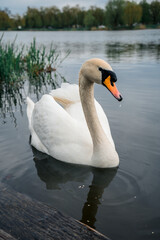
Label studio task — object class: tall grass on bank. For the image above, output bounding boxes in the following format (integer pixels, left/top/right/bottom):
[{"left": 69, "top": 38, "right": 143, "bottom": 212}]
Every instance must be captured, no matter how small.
[
  {"left": 0, "top": 35, "right": 70, "bottom": 82},
  {"left": 0, "top": 35, "right": 69, "bottom": 122},
  {"left": 0, "top": 35, "right": 24, "bottom": 83},
  {"left": 25, "top": 39, "right": 62, "bottom": 77}
]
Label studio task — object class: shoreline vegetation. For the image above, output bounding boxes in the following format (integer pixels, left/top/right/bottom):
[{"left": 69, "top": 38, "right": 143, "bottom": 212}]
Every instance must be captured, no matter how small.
[
  {"left": 0, "top": 0, "right": 160, "bottom": 31},
  {"left": 0, "top": 36, "right": 69, "bottom": 118},
  {"left": 0, "top": 35, "right": 69, "bottom": 81},
  {"left": 1, "top": 24, "right": 160, "bottom": 31}
]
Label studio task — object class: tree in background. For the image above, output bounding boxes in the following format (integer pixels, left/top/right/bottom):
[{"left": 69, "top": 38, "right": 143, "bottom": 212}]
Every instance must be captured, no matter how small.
[
  {"left": 43, "top": 6, "right": 61, "bottom": 28},
  {"left": 84, "top": 10, "right": 95, "bottom": 28},
  {"left": 11, "top": 14, "right": 25, "bottom": 29},
  {"left": 61, "top": 5, "right": 85, "bottom": 29},
  {"left": 105, "top": 0, "right": 125, "bottom": 28},
  {"left": 0, "top": 10, "right": 10, "bottom": 30},
  {"left": 89, "top": 6, "right": 105, "bottom": 27},
  {"left": 123, "top": 1, "right": 142, "bottom": 27},
  {"left": 150, "top": 0, "right": 160, "bottom": 24},
  {"left": 69, "top": 5, "right": 85, "bottom": 28},
  {"left": 140, "top": 0, "right": 152, "bottom": 24},
  {"left": 24, "top": 7, "right": 42, "bottom": 28},
  {"left": 0, "top": 1, "right": 160, "bottom": 30},
  {"left": 61, "top": 5, "right": 73, "bottom": 28}
]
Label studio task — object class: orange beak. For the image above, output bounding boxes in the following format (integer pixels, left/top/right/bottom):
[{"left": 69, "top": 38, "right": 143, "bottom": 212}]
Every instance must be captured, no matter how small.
[{"left": 103, "top": 76, "right": 122, "bottom": 101}]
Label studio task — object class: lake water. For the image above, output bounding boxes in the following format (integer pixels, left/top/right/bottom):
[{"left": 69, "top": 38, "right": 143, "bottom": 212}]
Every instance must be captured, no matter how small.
[{"left": 0, "top": 30, "right": 160, "bottom": 240}]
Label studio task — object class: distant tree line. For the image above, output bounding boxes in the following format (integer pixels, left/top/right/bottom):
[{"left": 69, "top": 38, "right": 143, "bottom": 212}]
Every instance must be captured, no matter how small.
[{"left": 0, "top": 0, "right": 160, "bottom": 30}]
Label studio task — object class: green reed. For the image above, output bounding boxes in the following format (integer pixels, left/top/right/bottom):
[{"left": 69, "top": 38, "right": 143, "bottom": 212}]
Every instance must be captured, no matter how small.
[
  {"left": 0, "top": 35, "right": 69, "bottom": 82},
  {"left": 25, "top": 38, "right": 46, "bottom": 77},
  {"left": 0, "top": 35, "right": 69, "bottom": 122},
  {"left": 0, "top": 35, "right": 24, "bottom": 83}
]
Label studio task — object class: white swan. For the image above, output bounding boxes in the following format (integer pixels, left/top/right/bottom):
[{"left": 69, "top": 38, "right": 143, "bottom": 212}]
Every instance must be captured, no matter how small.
[{"left": 27, "top": 58, "right": 122, "bottom": 168}]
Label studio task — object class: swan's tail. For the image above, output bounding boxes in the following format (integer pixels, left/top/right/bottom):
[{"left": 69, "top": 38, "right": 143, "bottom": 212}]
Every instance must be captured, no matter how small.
[{"left": 26, "top": 97, "right": 35, "bottom": 130}]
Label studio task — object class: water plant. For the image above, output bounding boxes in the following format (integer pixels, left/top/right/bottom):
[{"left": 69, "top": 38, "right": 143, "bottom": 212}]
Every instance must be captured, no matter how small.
[
  {"left": 0, "top": 35, "right": 69, "bottom": 121},
  {"left": 25, "top": 39, "right": 46, "bottom": 77},
  {"left": 0, "top": 34, "right": 24, "bottom": 83},
  {"left": 0, "top": 35, "right": 69, "bottom": 82}
]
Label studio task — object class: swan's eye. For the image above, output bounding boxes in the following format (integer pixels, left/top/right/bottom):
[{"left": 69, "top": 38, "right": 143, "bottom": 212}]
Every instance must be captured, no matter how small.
[
  {"left": 111, "top": 80, "right": 114, "bottom": 87},
  {"left": 111, "top": 72, "right": 117, "bottom": 83},
  {"left": 99, "top": 68, "right": 117, "bottom": 83}
]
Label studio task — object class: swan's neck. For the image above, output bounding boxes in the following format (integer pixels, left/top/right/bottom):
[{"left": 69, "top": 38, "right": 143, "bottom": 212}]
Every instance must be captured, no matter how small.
[
  {"left": 79, "top": 74, "right": 119, "bottom": 168},
  {"left": 79, "top": 75, "right": 107, "bottom": 146}
]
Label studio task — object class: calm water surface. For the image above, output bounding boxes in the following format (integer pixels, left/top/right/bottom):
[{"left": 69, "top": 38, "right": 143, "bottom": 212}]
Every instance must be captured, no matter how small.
[{"left": 0, "top": 30, "right": 160, "bottom": 240}]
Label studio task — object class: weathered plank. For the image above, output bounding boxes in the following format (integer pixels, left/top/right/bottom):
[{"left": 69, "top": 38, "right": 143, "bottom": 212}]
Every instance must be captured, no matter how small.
[
  {"left": 0, "top": 183, "right": 110, "bottom": 240},
  {"left": 0, "top": 229, "right": 17, "bottom": 240}
]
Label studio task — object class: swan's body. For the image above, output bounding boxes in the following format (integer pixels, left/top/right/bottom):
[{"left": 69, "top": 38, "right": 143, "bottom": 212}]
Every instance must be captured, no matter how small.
[{"left": 27, "top": 58, "right": 122, "bottom": 168}]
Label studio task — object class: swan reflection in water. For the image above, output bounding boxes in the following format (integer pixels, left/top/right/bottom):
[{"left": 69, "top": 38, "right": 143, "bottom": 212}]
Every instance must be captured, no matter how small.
[{"left": 32, "top": 147, "right": 117, "bottom": 229}]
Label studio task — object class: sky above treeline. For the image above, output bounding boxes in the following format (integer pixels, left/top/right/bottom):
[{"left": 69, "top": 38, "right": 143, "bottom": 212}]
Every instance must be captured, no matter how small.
[
  {"left": 0, "top": 0, "right": 153, "bottom": 15},
  {"left": 0, "top": 0, "right": 106, "bottom": 15}
]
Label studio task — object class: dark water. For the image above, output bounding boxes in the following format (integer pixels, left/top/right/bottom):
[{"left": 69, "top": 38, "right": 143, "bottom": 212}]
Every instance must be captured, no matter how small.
[{"left": 0, "top": 30, "right": 160, "bottom": 240}]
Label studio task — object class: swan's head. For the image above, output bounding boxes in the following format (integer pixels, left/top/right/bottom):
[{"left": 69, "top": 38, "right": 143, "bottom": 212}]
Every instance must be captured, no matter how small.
[{"left": 80, "top": 58, "right": 122, "bottom": 101}]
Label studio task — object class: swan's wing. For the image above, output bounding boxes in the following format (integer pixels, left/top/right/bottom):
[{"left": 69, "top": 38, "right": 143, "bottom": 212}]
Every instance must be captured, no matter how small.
[
  {"left": 32, "top": 94, "right": 92, "bottom": 165},
  {"left": 27, "top": 97, "right": 49, "bottom": 154},
  {"left": 50, "top": 83, "right": 80, "bottom": 108},
  {"left": 66, "top": 99, "right": 115, "bottom": 148}
]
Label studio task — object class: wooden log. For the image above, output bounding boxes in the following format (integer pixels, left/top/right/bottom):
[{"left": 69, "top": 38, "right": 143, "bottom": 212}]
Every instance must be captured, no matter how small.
[
  {"left": 0, "top": 229, "right": 17, "bottom": 240},
  {"left": 0, "top": 183, "right": 110, "bottom": 240}
]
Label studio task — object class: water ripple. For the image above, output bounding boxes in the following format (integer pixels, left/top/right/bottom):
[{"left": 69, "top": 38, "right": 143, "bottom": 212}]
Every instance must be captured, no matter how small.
[{"left": 102, "top": 168, "right": 140, "bottom": 206}]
